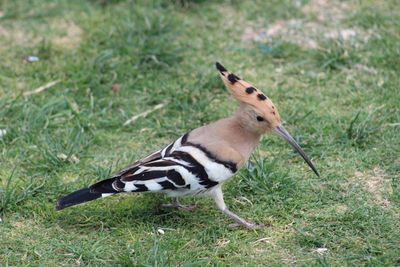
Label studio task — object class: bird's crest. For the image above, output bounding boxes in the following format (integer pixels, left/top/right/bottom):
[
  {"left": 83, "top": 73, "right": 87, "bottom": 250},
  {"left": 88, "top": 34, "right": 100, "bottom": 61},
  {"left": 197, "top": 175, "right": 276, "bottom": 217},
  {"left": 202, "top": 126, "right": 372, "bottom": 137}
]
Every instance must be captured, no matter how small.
[{"left": 215, "top": 62, "right": 281, "bottom": 127}]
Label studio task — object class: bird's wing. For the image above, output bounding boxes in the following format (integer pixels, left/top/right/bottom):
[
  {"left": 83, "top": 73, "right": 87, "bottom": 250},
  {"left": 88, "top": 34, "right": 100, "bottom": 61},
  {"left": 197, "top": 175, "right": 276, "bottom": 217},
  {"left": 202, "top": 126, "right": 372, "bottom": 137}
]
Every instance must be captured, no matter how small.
[
  {"left": 90, "top": 133, "right": 196, "bottom": 193},
  {"left": 112, "top": 156, "right": 197, "bottom": 192},
  {"left": 60, "top": 133, "right": 192, "bottom": 209},
  {"left": 115, "top": 132, "right": 221, "bottom": 192},
  {"left": 112, "top": 133, "right": 189, "bottom": 179},
  {"left": 90, "top": 132, "right": 237, "bottom": 194}
]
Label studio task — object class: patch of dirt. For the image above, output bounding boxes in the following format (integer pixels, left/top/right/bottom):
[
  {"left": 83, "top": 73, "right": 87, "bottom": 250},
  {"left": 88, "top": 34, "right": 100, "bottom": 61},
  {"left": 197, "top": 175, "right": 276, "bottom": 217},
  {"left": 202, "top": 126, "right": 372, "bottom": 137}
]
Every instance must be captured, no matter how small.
[
  {"left": 365, "top": 168, "right": 389, "bottom": 196},
  {"left": 301, "top": 0, "right": 350, "bottom": 22},
  {"left": 215, "top": 238, "right": 230, "bottom": 248},
  {"left": 280, "top": 249, "right": 297, "bottom": 265},
  {"left": 0, "top": 19, "right": 82, "bottom": 51},
  {"left": 241, "top": 0, "right": 377, "bottom": 49},
  {"left": 0, "top": 25, "right": 42, "bottom": 54},
  {"left": 60, "top": 172, "right": 80, "bottom": 183},
  {"left": 217, "top": 4, "right": 242, "bottom": 28},
  {"left": 313, "top": 247, "right": 328, "bottom": 254},
  {"left": 353, "top": 167, "right": 392, "bottom": 208},
  {"left": 8, "top": 219, "right": 39, "bottom": 239},
  {"left": 353, "top": 64, "right": 378, "bottom": 75},
  {"left": 52, "top": 20, "right": 82, "bottom": 49},
  {"left": 242, "top": 20, "right": 320, "bottom": 49},
  {"left": 0, "top": 25, "right": 8, "bottom": 37},
  {"left": 335, "top": 204, "right": 348, "bottom": 213},
  {"left": 0, "top": 26, "right": 31, "bottom": 44}
]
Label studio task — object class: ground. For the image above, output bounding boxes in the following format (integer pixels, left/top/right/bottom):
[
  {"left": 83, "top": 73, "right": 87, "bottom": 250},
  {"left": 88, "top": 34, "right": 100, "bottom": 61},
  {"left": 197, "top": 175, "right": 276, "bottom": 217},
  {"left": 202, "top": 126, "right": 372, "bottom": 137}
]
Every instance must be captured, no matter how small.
[{"left": 0, "top": 0, "right": 399, "bottom": 266}]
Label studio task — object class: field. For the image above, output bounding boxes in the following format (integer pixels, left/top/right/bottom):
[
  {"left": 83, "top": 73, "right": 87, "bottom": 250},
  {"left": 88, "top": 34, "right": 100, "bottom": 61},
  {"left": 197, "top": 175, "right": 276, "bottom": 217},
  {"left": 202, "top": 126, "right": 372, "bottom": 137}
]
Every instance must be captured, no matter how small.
[{"left": 0, "top": 0, "right": 399, "bottom": 265}]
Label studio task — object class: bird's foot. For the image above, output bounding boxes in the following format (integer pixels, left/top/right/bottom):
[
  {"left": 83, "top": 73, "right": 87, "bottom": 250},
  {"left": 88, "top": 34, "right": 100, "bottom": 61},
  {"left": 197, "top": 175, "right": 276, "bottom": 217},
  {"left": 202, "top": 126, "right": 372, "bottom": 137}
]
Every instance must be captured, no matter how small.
[
  {"left": 180, "top": 204, "right": 198, "bottom": 212},
  {"left": 221, "top": 208, "right": 265, "bottom": 230},
  {"left": 159, "top": 198, "right": 198, "bottom": 212},
  {"left": 228, "top": 222, "right": 265, "bottom": 230},
  {"left": 159, "top": 203, "right": 198, "bottom": 211}
]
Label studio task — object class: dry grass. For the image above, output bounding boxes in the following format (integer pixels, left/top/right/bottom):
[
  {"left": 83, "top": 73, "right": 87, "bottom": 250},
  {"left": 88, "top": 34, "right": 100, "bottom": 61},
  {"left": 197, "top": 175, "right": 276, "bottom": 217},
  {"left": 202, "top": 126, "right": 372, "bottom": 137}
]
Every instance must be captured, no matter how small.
[
  {"left": 52, "top": 20, "right": 82, "bottom": 49},
  {"left": 241, "top": 0, "right": 377, "bottom": 49},
  {"left": 355, "top": 167, "right": 392, "bottom": 208}
]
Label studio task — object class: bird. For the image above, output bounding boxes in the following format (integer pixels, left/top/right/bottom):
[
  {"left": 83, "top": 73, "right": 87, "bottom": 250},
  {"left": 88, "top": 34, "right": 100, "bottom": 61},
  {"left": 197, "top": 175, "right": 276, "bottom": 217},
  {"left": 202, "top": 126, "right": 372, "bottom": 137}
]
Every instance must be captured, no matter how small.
[{"left": 56, "top": 62, "right": 319, "bottom": 229}]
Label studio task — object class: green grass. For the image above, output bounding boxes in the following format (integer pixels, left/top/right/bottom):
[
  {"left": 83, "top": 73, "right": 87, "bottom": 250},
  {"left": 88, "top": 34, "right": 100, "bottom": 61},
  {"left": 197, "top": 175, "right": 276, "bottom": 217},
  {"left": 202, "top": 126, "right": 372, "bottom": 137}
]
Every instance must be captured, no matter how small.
[{"left": 1, "top": 0, "right": 399, "bottom": 265}]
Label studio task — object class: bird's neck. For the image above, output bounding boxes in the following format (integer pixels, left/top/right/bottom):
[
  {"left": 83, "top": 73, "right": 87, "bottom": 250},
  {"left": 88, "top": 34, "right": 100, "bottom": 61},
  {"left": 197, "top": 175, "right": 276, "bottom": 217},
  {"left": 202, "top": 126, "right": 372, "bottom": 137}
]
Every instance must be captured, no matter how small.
[
  {"left": 187, "top": 113, "right": 262, "bottom": 165},
  {"left": 224, "top": 116, "right": 262, "bottom": 161}
]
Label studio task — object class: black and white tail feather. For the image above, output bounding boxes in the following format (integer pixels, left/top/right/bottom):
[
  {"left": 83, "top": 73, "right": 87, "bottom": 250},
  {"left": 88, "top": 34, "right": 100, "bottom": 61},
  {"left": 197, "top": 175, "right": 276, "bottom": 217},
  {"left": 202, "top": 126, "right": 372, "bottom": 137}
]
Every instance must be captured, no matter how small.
[{"left": 56, "top": 133, "right": 237, "bottom": 211}]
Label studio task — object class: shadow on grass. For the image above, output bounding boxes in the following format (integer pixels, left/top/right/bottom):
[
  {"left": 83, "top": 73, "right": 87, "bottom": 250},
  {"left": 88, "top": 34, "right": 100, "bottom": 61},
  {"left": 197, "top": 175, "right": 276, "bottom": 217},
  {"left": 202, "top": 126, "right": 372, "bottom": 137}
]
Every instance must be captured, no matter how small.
[{"left": 54, "top": 196, "right": 208, "bottom": 230}]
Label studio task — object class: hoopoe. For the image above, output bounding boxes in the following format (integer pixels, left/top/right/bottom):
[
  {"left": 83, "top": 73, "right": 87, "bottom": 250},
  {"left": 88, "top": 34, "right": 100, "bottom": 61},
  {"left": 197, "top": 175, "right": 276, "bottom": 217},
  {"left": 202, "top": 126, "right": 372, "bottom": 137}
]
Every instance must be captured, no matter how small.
[{"left": 56, "top": 62, "right": 319, "bottom": 229}]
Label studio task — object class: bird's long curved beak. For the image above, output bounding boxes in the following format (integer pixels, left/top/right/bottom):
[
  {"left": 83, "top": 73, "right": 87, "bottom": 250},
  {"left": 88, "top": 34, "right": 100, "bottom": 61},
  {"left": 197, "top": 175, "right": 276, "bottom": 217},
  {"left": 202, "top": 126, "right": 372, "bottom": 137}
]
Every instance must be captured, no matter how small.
[{"left": 274, "top": 125, "right": 320, "bottom": 177}]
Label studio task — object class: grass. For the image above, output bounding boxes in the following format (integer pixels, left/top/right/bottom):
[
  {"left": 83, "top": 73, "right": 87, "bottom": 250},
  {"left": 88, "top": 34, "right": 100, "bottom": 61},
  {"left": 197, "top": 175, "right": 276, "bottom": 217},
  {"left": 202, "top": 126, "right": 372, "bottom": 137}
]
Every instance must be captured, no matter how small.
[{"left": 0, "top": 0, "right": 399, "bottom": 265}]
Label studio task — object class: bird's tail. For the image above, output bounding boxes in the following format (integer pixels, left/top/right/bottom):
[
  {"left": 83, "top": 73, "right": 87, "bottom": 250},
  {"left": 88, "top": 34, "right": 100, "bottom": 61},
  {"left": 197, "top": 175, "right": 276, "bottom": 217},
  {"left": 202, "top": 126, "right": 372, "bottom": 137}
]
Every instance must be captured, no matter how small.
[{"left": 56, "top": 178, "right": 118, "bottom": 211}]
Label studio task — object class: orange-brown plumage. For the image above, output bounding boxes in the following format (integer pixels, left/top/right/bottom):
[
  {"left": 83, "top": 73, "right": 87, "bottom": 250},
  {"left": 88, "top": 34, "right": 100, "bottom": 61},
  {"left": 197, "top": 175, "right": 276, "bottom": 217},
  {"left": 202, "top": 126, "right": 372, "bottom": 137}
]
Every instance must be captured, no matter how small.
[{"left": 216, "top": 62, "right": 281, "bottom": 129}]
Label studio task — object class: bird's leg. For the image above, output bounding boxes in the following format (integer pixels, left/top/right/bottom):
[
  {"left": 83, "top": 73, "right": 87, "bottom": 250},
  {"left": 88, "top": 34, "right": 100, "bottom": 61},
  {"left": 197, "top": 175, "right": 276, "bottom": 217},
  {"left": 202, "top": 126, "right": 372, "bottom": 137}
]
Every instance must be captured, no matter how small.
[
  {"left": 159, "top": 197, "right": 197, "bottom": 211},
  {"left": 212, "top": 187, "right": 264, "bottom": 230}
]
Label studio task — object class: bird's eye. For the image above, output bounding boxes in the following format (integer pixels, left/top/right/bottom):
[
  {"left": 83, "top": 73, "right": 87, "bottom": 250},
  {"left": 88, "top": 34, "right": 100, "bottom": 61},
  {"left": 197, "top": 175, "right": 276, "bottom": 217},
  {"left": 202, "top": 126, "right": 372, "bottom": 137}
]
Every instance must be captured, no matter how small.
[{"left": 256, "top": 116, "right": 264, "bottom": 122}]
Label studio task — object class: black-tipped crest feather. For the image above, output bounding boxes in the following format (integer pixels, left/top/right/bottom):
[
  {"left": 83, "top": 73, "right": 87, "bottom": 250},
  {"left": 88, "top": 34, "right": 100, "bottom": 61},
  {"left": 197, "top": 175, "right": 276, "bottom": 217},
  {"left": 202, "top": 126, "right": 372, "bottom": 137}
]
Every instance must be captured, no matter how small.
[{"left": 215, "top": 62, "right": 227, "bottom": 74}]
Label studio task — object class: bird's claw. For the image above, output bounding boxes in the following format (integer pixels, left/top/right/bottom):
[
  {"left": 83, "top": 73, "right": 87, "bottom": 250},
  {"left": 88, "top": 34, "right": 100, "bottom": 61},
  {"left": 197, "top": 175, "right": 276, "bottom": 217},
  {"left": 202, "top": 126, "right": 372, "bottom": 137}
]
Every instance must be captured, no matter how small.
[
  {"left": 228, "top": 222, "right": 265, "bottom": 230},
  {"left": 159, "top": 203, "right": 198, "bottom": 212},
  {"left": 179, "top": 204, "right": 198, "bottom": 212}
]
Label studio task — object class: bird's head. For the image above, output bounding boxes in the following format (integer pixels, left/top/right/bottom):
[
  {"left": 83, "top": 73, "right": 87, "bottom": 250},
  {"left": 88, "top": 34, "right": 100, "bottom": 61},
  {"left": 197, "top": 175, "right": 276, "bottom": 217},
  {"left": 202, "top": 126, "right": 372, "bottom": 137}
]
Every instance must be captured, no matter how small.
[{"left": 216, "top": 62, "right": 319, "bottom": 177}]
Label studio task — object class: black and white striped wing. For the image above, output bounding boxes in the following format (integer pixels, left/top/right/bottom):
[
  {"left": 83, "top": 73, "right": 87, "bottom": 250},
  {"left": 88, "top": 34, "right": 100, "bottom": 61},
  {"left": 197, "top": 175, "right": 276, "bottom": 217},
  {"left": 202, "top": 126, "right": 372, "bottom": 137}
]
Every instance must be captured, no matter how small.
[
  {"left": 106, "top": 134, "right": 199, "bottom": 193},
  {"left": 114, "top": 147, "right": 228, "bottom": 194},
  {"left": 90, "top": 133, "right": 237, "bottom": 195},
  {"left": 115, "top": 158, "right": 193, "bottom": 192},
  {"left": 111, "top": 134, "right": 187, "bottom": 179}
]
